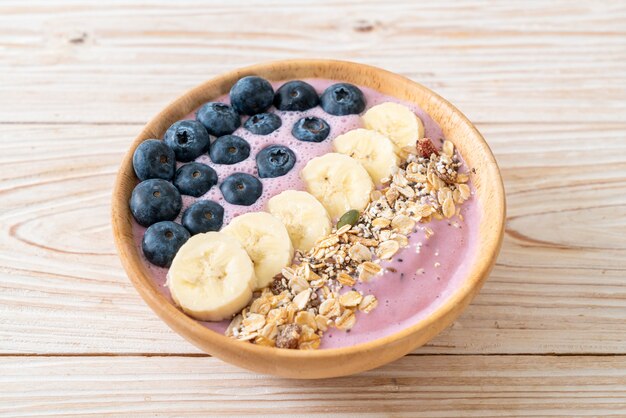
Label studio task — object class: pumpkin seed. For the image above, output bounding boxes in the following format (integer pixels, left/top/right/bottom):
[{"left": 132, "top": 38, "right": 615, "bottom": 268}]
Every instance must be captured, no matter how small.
[{"left": 336, "top": 209, "right": 359, "bottom": 229}]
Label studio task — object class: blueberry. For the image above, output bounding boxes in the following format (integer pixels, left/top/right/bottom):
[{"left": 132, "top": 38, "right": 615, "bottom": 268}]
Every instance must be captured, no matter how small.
[
  {"left": 173, "top": 162, "right": 218, "bottom": 197},
  {"left": 220, "top": 173, "right": 263, "bottom": 206},
  {"left": 132, "top": 139, "right": 176, "bottom": 181},
  {"left": 320, "top": 83, "right": 366, "bottom": 115},
  {"left": 256, "top": 145, "right": 296, "bottom": 178},
  {"left": 244, "top": 113, "right": 281, "bottom": 135},
  {"left": 196, "top": 102, "right": 241, "bottom": 137},
  {"left": 291, "top": 117, "right": 330, "bottom": 143},
  {"left": 182, "top": 200, "right": 224, "bottom": 235},
  {"left": 274, "top": 80, "right": 319, "bottom": 111},
  {"left": 209, "top": 135, "right": 250, "bottom": 165},
  {"left": 130, "top": 179, "right": 182, "bottom": 227},
  {"left": 164, "top": 120, "right": 210, "bottom": 162},
  {"left": 142, "top": 221, "right": 190, "bottom": 267},
  {"left": 230, "top": 76, "right": 274, "bottom": 116}
]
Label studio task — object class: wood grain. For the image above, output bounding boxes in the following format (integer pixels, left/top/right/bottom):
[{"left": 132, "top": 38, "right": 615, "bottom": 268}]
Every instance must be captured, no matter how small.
[
  {"left": 1, "top": 122, "right": 624, "bottom": 355},
  {"left": 1, "top": 355, "right": 625, "bottom": 417},
  {"left": 0, "top": 1, "right": 624, "bottom": 124},
  {"left": 1, "top": 0, "right": 625, "bottom": 412}
]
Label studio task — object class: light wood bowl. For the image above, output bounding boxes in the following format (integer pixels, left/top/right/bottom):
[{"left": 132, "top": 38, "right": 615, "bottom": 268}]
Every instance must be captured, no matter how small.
[{"left": 112, "top": 59, "right": 505, "bottom": 379}]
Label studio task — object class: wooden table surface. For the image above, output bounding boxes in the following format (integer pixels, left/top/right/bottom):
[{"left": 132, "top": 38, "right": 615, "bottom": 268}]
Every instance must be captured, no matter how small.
[{"left": 1, "top": 1, "right": 625, "bottom": 416}]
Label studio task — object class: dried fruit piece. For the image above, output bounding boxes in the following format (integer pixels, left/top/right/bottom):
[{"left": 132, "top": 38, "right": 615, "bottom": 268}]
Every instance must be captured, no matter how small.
[
  {"left": 417, "top": 137, "right": 439, "bottom": 158},
  {"left": 275, "top": 324, "right": 301, "bottom": 349},
  {"left": 269, "top": 274, "right": 287, "bottom": 295}
]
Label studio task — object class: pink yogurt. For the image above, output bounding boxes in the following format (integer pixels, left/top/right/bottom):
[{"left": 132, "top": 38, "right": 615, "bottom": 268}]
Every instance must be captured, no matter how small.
[{"left": 131, "top": 78, "right": 480, "bottom": 349}]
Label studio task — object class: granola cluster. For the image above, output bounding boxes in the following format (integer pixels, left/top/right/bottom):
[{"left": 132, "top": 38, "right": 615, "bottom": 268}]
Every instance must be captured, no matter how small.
[{"left": 226, "top": 138, "right": 471, "bottom": 349}]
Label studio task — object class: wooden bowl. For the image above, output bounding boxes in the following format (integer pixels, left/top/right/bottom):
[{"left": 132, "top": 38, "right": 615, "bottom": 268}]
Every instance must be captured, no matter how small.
[{"left": 112, "top": 59, "right": 505, "bottom": 379}]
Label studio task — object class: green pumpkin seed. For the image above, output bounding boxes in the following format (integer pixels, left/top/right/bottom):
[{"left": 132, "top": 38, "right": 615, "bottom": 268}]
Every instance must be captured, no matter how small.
[{"left": 336, "top": 209, "right": 359, "bottom": 230}]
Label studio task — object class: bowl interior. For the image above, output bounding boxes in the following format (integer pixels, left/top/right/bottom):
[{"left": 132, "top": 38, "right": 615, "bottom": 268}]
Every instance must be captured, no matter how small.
[{"left": 112, "top": 59, "right": 505, "bottom": 378}]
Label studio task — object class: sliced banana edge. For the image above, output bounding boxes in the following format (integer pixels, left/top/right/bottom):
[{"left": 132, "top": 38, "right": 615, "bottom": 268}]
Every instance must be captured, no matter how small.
[
  {"left": 267, "top": 190, "right": 332, "bottom": 253},
  {"left": 300, "top": 152, "right": 374, "bottom": 220},
  {"left": 222, "top": 211, "right": 294, "bottom": 290},
  {"left": 362, "top": 101, "right": 424, "bottom": 152},
  {"left": 167, "top": 231, "right": 256, "bottom": 321},
  {"left": 333, "top": 128, "right": 399, "bottom": 185}
]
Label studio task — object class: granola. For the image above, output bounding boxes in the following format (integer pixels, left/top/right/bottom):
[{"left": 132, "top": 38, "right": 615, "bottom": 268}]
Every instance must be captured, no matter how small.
[{"left": 226, "top": 138, "right": 471, "bottom": 349}]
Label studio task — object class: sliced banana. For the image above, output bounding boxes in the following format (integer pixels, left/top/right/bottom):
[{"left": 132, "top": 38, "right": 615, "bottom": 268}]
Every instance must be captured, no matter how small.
[
  {"left": 267, "top": 190, "right": 332, "bottom": 253},
  {"left": 333, "top": 128, "right": 399, "bottom": 185},
  {"left": 167, "top": 232, "right": 255, "bottom": 321},
  {"left": 362, "top": 102, "right": 424, "bottom": 152},
  {"left": 300, "top": 153, "right": 374, "bottom": 220},
  {"left": 222, "top": 212, "right": 294, "bottom": 290}
]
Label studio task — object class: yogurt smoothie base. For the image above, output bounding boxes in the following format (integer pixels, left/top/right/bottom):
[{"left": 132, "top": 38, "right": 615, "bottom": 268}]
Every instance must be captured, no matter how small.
[{"left": 130, "top": 78, "right": 479, "bottom": 349}]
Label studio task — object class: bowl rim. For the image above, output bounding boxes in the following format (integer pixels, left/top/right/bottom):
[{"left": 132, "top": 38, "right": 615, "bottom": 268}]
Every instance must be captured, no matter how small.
[{"left": 112, "top": 58, "right": 505, "bottom": 362}]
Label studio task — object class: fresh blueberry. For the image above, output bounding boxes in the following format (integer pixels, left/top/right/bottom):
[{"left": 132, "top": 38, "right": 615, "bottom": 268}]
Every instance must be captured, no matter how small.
[
  {"left": 256, "top": 145, "right": 296, "bottom": 178},
  {"left": 196, "top": 102, "right": 241, "bottom": 137},
  {"left": 274, "top": 80, "right": 319, "bottom": 111},
  {"left": 244, "top": 113, "right": 281, "bottom": 135},
  {"left": 230, "top": 76, "right": 274, "bottom": 116},
  {"left": 320, "top": 83, "right": 366, "bottom": 115},
  {"left": 182, "top": 200, "right": 224, "bottom": 235},
  {"left": 142, "top": 221, "right": 190, "bottom": 267},
  {"left": 291, "top": 117, "right": 330, "bottom": 143},
  {"left": 209, "top": 135, "right": 250, "bottom": 165},
  {"left": 220, "top": 173, "right": 263, "bottom": 206},
  {"left": 164, "top": 120, "right": 210, "bottom": 162},
  {"left": 130, "top": 179, "right": 182, "bottom": 227},
  {"left": 132, "top": 139, "right": 176, "bottom": 181},
  {"left": 173, "top": 162, "right": 218, "bottom": 197}
]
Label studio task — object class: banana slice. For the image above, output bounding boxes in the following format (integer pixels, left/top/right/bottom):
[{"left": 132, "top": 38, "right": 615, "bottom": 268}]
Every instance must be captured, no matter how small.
[
  {"left": 333, "top": 128, "right": 399, "bottom": 185},
  {"left": 362, "top": 102, "right": 424, "bottom": 152},
  {"left": 300, "top": 153, "right": 374, "bottom": 220},
  {"left": 222, "top": 212, "right": 294, "bottom": 289},
  {"left": 167, "top": 232, "right": 255, "bottom": 321},
  {"left": 267, "top": 190, "right": 332, "bottom": 252}
]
